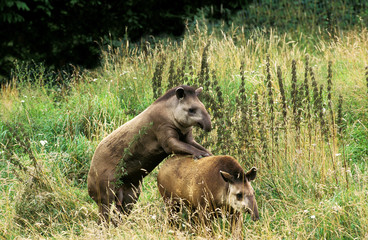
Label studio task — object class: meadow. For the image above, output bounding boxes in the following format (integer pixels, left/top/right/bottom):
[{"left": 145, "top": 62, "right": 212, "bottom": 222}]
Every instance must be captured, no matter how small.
[{"left": 1, "top": 14, "right": 368, "bottom": 239}]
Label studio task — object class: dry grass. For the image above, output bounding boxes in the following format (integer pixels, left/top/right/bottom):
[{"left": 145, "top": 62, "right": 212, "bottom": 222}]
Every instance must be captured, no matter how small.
[{"left": 1, "top": 22, "right": 368, "bottom": 239}]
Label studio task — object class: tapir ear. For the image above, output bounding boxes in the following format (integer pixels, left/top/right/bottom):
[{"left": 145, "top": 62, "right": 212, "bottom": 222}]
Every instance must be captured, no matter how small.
[
  {"left": 245, "top": 167, "right": 257, "bottom": 181},
  {"left": 195, "top": 87, "right": 203, "bottom": 95},
  {"left": 176, "top": 87, "right": 185, "bottom": 100},
  {"left": 220, "top": 170, "right": 234, "bottom": 183}
]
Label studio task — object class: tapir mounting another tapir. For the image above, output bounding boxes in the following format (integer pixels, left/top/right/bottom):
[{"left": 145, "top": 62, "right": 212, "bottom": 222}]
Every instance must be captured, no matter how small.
[
  {"left": 157, "top": 155, "right": 259, "bottom": 225},
  {"left": 87, "top": 85, "right": 212, "bottom": 223}
]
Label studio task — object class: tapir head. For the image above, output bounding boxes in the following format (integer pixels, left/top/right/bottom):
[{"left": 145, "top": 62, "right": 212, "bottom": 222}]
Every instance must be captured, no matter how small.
[
  {"left": 172, "top": 86, "right": 212, "bottom": 132},
  {"left": 220, "top": 167, "right": 259, "bottom": 221}
]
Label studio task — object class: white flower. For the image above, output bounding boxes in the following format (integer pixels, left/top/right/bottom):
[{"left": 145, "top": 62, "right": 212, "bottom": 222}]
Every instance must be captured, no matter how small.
[
  {"left": 35, "top": 222, "right": 43, "bottom": 227},
  {"left": 332, "top": 205, "right": 342, "bottom": 212},
  {"left": 40, "top": 140, "right": 48, "bottom": 146},
  {"left": 120, "top": 71, "right": 129, "bottom": 76},
  {"left": 151, "top": 214, "right": 156, "bottom": 220},
  {"left": 304, "top": 210, "right": 309, "bottom": 213},
  {"left": 310, "top": 215, "right": 316, "bottom": 219},
  {"left": 21, "top": 100, "right": 25, "bottom": 103},
  {"left": 335, "top": 153, "right": 342, "bottom": 156}
]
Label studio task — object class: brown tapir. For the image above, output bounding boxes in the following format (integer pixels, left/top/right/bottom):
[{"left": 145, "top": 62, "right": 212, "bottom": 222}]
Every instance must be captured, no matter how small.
[
  {"left": 87, "top": 85, "right": 212, "bottom": 223},
  {"left": 157, "top": 155, "right": 259, "bottom": 224}
]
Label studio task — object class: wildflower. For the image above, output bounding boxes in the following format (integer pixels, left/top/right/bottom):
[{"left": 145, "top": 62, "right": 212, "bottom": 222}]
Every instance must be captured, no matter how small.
[
  {"left": 35, "top": 222, "right": 44, "bottom": 227},
  {"left": 332, "top": 205, "right": 342, "bottom": 212},
  {"left": 335, "top": 153, "right": 342, "bottom": 157},
  {"left": 40, "top": 140, "right": 48, "bottom": 146},
  {"left": 310, "top": 215, "right": 316, "bottom": 219},
  {"left": 151, "top": 214, "right": 156, "bottom": 220},
  {"left": 21, "top": 100, "right": 25, "bottom": 103}
]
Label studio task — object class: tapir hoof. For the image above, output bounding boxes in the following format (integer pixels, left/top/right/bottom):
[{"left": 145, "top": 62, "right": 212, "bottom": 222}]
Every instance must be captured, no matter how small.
[{"left": 193, "top": 152, "right": 211, "bottom": 160}]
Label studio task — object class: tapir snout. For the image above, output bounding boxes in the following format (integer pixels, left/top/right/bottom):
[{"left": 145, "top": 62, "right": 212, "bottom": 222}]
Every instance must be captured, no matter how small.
[
  {"left": 158, "top": 155, "right": 260, "bottom": 227},
  {"left": 198, "top": 110, "right": 212, "bottom": 132},
  {"left": 221, "top": 166, "right": 259, "bottom": 221},
  {"left": 173, "top": 86, "right": 212, "bottom": 133},
  {"left": 88, "top": 85, "right": 212, "bottom": 223},
  {"left": 249, "top": 198, "right": 259, "bottom": 221}
]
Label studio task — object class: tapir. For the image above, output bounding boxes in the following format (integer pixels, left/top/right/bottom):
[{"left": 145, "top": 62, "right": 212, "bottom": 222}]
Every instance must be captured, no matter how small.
[
  {"left": 87, "top": 85, "right": 212, "bottom": 223},
  {"left": 157, "top": 155, "right": 259, "bottom": 224}
]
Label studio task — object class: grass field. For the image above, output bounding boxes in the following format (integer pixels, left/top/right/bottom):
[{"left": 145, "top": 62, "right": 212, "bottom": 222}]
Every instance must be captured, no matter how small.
[{"left": 1, "top": 16, "right": 368, "bottom": 239}]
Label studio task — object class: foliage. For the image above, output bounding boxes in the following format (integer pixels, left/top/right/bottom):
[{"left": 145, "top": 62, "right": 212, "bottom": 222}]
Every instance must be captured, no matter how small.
[
  {"left": 241, "top": 0, "right": 368, "bottom": 31},
  {"left": 0, "top": 0, "right": 30, "bottom": 23},
  {"left": 0, "top": 0, "right": 249, "bottom": 84},
  {"left": 2, "top": 0, "right": 368, "bottom": 85},
  {"left": 1, "top": 4, "right": 368, "bottom": 239}
]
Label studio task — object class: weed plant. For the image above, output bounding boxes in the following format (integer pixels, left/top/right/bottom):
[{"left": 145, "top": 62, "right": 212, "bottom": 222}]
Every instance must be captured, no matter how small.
[{"left": 1, "top": 18, "right": 368, "bottom": 240}]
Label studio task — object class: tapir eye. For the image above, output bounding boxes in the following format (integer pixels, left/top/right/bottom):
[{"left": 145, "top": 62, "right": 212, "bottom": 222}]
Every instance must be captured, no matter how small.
[
  {"left": 188, "top": 108, "right": 197, "bottom": 114},
  {"left": 236, "top": 193, "right": 243, "bottom": 201}
]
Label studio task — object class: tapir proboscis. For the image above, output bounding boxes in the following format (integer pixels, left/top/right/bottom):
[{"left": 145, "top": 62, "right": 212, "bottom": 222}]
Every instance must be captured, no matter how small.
[{"left": 87, "top": 85, "right": 212, "bottom": 223}]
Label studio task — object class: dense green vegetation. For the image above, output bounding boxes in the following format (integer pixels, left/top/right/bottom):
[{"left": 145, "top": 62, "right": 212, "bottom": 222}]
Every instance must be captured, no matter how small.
[
  {"left": 0, "top": 0, "right": 249, "bottom": 83},
  {"left": 1, "top": 1, "right": 368, "bottom": 239},
  {"left": 1, "top": 0, "right": 368, "bottom": 84}
]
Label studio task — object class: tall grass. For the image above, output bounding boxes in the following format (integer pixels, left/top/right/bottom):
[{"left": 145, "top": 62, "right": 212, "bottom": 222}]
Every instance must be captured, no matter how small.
[{"left": 1, "top": 21, "right": 368, "bottom": 239}]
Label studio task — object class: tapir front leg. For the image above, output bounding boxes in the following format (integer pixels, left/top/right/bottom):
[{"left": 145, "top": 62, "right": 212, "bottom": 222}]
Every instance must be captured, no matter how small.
[
  {"left": 161, "top": 136, "right": 209, "bottom": 158},
  {"left": 158, "top": 127, "right": 210, "bottom": 158},
  {"left": 116, "top": 181, "right": 142, "bottom": 215},
  {"left": 185, "top": 131, "right": 212, "bottom": 155}
]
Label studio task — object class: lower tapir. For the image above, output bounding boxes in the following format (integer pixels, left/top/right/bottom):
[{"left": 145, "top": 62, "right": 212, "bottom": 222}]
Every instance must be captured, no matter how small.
[
  {"left": 87, "top": 85, "right": 212, "bottom": 223},
  {"left": 157, "top": 155, "right": 259, "bottom": 224}
]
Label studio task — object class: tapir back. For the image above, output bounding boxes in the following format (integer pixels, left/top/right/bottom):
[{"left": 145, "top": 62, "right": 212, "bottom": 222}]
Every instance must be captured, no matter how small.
[
  {"left": 158, "top": 155, "right": 240, "bottom": 208},
  {"left": 87, "top": 85, "right": 213, "bottom": 223},
  {"left": 157, "top": 155, "right": 222, "bottom": 208},
  {"left": 157, "top": 154, "right": 259, "bottom": 221}
]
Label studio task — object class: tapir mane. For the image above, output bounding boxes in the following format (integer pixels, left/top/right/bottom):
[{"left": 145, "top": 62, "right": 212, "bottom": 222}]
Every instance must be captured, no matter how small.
[
  {"left": 154, "top": 85, "right": 197, "bottom": 103},
  {"left": 216, "top": 156, "right": 246, "bottom": 182}
]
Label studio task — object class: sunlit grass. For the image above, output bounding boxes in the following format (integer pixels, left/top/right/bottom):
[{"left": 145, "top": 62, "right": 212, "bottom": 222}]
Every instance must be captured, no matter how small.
[{"left": 0, "top": 21, "right": 367, "bottom": 239}]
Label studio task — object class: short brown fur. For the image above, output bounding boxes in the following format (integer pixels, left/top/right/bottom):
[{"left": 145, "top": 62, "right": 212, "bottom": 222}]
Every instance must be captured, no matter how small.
[
  {"left": 157, "top": 155, "right": 259, "bottom": 225},
  {"left": 87, "top": 85, "right": 212, "bottom": 223}
]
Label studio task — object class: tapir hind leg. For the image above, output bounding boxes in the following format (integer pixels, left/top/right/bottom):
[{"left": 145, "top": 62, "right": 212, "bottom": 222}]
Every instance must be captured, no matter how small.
[{"left": 116, "top": 181, "right": 142, "bottom": 215}]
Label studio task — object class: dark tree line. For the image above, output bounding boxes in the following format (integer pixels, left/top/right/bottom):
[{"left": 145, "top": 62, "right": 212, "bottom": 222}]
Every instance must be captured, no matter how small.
[
  {"left": 1, "top": 0, "right": 366, "bottom": 85},
  {"left": 0, "top": 0, "right": 249, "bottom": 84}
]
